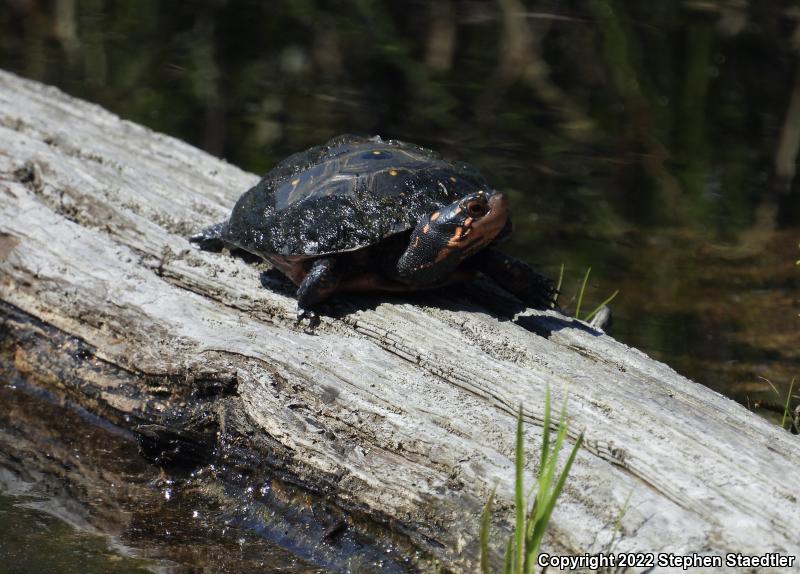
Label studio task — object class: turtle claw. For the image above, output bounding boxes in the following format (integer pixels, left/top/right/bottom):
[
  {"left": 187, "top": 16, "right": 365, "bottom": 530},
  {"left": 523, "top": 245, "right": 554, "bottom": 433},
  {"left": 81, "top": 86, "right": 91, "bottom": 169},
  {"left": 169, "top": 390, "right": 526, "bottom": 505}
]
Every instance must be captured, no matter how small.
[
  {"left": 525, "top": 275, "right": 558, "bottom": 311},
  {"left": 296, "top": 307, "right": 320, "bottom": 329},
  {"left": 549, "top": 287, "right": 561, "bottom": 309}
]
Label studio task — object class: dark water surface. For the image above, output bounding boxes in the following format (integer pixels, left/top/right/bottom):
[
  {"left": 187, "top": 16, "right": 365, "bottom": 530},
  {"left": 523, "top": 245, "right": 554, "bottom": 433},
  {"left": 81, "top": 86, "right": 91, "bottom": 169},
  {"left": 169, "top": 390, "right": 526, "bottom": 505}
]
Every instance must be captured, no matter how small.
[
  {"left": 1, "top": 0, "right": 799, "bottom": 570},
  {"left": 0, "top": 366, "right": 421, "bottom": 573}
]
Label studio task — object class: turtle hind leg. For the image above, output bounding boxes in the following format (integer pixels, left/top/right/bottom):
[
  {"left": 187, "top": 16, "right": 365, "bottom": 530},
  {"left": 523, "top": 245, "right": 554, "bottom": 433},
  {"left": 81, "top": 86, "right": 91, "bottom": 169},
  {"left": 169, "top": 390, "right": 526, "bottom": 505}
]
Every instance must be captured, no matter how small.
[
  {"left": 296, "top": 257, "right": 342, "bottom": 323},
  {"left": 472, "top": 248, "right": 556, "bottom": 310},
  {"left": 189, "top": 222, "right": 228, "bottom": 251}
]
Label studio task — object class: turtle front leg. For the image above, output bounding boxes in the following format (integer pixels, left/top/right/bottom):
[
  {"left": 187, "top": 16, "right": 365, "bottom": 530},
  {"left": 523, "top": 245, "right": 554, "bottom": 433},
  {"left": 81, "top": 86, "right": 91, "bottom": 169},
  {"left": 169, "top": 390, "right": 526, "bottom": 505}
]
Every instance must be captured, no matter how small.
[
  {"left": 472, "top": 249, "right": 556, "bottom": 310},
  {"left": 296, "top": 257, "right": 342, "bottom": 322}
]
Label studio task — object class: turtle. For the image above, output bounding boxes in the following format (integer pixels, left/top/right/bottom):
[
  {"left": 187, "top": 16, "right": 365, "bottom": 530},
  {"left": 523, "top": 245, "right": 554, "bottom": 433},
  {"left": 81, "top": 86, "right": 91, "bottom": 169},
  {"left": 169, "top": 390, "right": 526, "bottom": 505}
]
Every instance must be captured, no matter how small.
[{"left": 190, "top": 134, "right": 555, "bottom": 320}]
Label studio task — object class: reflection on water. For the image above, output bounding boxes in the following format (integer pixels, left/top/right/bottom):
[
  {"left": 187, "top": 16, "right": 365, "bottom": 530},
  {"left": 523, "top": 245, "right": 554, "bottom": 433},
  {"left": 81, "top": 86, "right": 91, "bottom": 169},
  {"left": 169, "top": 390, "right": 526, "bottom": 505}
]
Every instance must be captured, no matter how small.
[
  {"left": 0, "top": 371, "right": 422, "bottom": 573},
  {"left": 0, "top": 377, "right": 312, "bottom": 573},
  {"left": 0, "top": 0, "right": 798, "bottom": 569},
  {"left": 0, "top": 485, "right": 156, "bottom": 574}
]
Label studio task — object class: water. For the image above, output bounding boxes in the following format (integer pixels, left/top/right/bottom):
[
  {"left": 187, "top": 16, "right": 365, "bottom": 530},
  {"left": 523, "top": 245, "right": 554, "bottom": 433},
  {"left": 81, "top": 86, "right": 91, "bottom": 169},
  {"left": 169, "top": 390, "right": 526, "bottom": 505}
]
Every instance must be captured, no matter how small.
[
  {"left": 0, "top": 372, "right": 420, "bottom": 573},
  {"left": 0, "top": 0, "right": 798, "bottom": 570},
  {"left": 0, "top": 488, "right": 156, "bottom": 574}
]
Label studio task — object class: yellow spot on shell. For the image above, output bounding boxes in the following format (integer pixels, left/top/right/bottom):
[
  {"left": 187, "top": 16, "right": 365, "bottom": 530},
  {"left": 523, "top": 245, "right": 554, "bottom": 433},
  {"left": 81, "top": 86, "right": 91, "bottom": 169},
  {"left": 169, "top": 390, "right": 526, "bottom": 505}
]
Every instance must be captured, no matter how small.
[
  {"left": 372, "top": 150, "right": 382, "bottom": 155},
  {"left": 450, "top": 176, "right": 457, "bottom": 183},
  {"left": 389, "top": 169, "right": 398, "bottom": 176},
  {"left": 291, "top": 178, "right": 300, "bottom": 186},
  {"left": 430, "top": 211, "right": 440, "bottom": 221}
]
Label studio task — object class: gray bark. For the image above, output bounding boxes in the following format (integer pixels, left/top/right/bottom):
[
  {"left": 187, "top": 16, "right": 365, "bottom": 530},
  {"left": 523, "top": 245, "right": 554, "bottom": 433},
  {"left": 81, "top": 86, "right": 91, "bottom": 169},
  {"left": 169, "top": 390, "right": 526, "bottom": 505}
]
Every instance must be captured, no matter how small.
[{"left": 0, "top": 69, "right": 798, "bottom": 572}]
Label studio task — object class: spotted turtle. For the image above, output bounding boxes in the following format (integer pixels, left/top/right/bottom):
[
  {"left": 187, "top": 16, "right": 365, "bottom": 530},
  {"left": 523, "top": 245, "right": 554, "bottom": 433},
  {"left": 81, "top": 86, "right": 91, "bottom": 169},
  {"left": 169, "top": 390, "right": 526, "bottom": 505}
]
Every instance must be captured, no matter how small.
[{"left": 191, "top": 135, "right": 555, "bottom": 320}]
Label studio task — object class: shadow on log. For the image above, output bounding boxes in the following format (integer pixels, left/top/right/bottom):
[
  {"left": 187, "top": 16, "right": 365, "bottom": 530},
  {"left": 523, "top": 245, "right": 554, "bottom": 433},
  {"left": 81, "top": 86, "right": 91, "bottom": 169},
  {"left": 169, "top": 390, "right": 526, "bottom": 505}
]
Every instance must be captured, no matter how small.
[{"left": 0, "top": 70, "right": 798, "bottom": 572}]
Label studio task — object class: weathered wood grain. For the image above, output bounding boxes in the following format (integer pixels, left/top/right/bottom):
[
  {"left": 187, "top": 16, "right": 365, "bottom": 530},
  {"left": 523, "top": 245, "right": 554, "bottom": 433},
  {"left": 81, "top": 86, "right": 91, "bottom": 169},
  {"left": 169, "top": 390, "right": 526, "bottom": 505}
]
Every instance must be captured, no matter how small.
[{"left": 0, "top": 69, "right": 798, "bottom": 572}]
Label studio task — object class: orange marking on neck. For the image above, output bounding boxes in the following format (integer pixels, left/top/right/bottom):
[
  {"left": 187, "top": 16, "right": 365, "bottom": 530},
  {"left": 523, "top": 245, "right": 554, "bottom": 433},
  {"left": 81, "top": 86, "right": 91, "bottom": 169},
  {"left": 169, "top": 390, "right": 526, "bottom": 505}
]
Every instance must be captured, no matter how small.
[
  {"left": 422, "top": 223, "right": 430, "bottom": 234},
  {"left": 446, "top": 226, "right": 470, "bottom": 247}
]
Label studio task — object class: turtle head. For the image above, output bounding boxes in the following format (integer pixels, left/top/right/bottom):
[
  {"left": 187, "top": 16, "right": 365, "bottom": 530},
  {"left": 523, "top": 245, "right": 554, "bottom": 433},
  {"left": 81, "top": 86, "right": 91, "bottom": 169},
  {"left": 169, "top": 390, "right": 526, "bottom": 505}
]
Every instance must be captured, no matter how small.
[{"left": 396, "top": 190, "right": 510, "bottom": 284}]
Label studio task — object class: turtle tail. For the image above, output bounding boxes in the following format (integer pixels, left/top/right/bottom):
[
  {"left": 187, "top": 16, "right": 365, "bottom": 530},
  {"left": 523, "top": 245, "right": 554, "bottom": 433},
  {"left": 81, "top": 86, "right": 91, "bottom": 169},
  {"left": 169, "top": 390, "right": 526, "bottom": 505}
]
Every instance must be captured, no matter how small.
[{"left": 189, "top": 221, "right": 229, "bottom": 252}]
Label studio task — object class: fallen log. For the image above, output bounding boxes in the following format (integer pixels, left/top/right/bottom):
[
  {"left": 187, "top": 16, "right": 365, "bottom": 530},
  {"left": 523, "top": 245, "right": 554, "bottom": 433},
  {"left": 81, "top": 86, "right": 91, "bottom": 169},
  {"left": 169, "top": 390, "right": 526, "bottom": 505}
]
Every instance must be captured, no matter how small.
[{"left": 0, "top": 69, "right": 798, "bottom": 572}]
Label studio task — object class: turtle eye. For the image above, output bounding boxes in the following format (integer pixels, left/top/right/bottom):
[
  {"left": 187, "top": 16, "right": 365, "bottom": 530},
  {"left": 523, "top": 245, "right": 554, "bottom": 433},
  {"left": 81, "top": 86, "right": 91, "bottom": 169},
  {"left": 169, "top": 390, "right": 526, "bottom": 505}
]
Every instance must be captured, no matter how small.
[{"left": 466, "top": 200, "right": 487, "bottom": 217}]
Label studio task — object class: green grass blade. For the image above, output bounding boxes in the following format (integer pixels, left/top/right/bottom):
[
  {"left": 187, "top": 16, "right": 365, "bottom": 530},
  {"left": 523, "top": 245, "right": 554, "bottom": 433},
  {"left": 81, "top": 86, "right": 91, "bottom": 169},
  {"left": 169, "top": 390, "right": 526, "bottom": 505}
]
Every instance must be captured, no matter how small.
[
  {"left": 480, "top": 488, "right": 496, "bottom": 574},
  {"left": 514, "top": 405, "right": 525, "bottom": 574},
  {"left": 583, "top": 289, "right": 620, "bottom": 322},
  {"left": 539, "top": 386, "right": 551, "bottom": 474},
  {"left": 553, "top": 263, "right": 565, "bottom": 307},
  {"left": 574, "top": 267, "right": 591, "bottom": 318},
  {"left": 480, "top": 387, "right": 582, "bottom": 574},
  {"left": 758, "top": 376, "right": 780, "bottom": 398},
  {"left": 531, "top": 431, "right": 584, "bottom": 553},
  {"left": 525, "top": 498, "right": 538, "bottom": 539},
  {"left": 534, "top": 395, "right": 568, "bottom": 525},
  {"left": 523, "top": 498, "right": 538, "bottom": 574},
  {"left": 503, "top": 535, "right": 514, "bottom": 574},
  {"left": 605, "top": 490, "right": 632, "bottom": 553},
  {"left": 782, "top": 378, "right": 796, "bottom": 429}
]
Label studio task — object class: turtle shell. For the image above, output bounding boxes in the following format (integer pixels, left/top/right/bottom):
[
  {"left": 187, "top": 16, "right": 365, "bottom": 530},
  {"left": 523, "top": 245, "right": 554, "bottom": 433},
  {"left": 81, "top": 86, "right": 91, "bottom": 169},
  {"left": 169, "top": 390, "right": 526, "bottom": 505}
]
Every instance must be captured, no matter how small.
[{"left": 224, "top": 135, "right": 491, "bottom": 258}]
